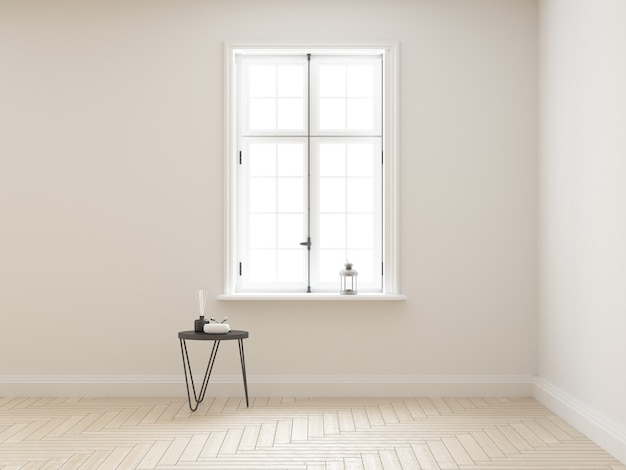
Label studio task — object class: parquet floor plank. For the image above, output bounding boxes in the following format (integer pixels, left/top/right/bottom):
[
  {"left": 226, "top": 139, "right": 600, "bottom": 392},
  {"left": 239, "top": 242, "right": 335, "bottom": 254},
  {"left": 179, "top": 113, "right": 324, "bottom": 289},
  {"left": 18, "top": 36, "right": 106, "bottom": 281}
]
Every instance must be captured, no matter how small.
[
  {"left": 256, "top": 422, "right": 277, "bottom": 448},
  {"left": 291, "top": 416, "right": 308, "bottom": 441},
  {"left": 239, "top": 424, "right": 261, "bottom": 451},
  {"left": 344, "top": 456, "right": 365, "bottom": 470},
  {"left": 338, "top": 409, "right": 356, "bottom": 433},
  {"left": 159, "top": 437, "right": 190, "bottom": 465},
  {"left": 361, "top": 452, "right": 383, "bottom": 470},
  {"left": 378, "top": 449, "right": 402, "bottom": 469},
  {"left": 0, "top": 396, "right": 622, "bottom": 469},
  {"left": 395, "top": 445, "right": 420, "bottom": 469},
  {"left": 116, "top": 443, "right": 152, "bottom": 470},
  {"left": 307, "top": 415, "right": 324, "bottom": 439},
  {"left": 404, "top": 399, "right": 426, "bottom": 419},
  {"left": 364, "top": 406, "right": 385, "bottom": 426},
  {"left": 351, "top": 408, "right": 371, "bottom": 430},
  {"left": 75, "top": 449, "right": 110, "bottom": 470},
  {"left": 275, "top": 419, "right": 292, "bottom": 445},
  {"left": 98, "top": 446, "right": 133, "bottom": 468},
  {"left": 427, "top": 440, "right": 459, "bottom": 469},
  {"left": 417, "top": 398, "right": 440, "bottom": 417},
  {"left": 412, "top": 442, "right": 440, "bottom": 470},
  {"left": 199, "top": 431, "right": 226, "bottom": 458},
  {"left": 136, "top": 440, "right": 172, "bottom": 469},
  {"left": 457, "top": 433, "right": 490, "bottom": 462},
  {"left": 56, "top": 451, "right": 90, "bottom": 469},
  {"left": 219, "top": 428, "right": 243, "bottom": 454},
  {"left": 179, "top": 434, "right": 209, "bottom": 461},
  {"left": 442, "top": 436, "right": 474, "bottom": 466},
  {"left": 0, "top": 423, "right": 31, "bottom": 443},
  {"left": 379, "top": 404, "right": 400, "bottom": 425},
  {"left": 40, "top": 458, "right": 69, "bottom": 470},
  {"left": 324, "top": 412, "right": 341, "bottom": 435}
]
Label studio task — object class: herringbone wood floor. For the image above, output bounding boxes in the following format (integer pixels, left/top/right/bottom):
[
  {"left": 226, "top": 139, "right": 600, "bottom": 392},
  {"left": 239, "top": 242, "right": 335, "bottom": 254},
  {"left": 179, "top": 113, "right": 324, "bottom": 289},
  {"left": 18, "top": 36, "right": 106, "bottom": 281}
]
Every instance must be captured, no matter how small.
[{"left": 0, "top": 396, "right": 623, "bottom": 469}]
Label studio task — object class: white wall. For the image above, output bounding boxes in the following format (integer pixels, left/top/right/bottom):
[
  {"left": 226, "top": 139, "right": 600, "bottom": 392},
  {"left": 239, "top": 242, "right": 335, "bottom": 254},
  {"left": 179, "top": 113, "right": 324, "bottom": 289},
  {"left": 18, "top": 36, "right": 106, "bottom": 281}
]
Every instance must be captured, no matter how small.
[
  {"left": 538, "top": 0, "right": 626, "bottom": 461},
  {"left": 0, "top": 0, "right": 537, "bottom": 395}
]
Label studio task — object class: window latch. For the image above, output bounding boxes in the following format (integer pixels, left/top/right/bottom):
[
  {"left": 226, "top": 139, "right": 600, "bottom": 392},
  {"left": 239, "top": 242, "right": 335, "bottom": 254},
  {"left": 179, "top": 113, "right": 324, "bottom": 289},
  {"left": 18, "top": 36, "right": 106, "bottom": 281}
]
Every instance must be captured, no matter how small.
[{"left": 299, "top": 238, "right": 311, "bottom": 250}]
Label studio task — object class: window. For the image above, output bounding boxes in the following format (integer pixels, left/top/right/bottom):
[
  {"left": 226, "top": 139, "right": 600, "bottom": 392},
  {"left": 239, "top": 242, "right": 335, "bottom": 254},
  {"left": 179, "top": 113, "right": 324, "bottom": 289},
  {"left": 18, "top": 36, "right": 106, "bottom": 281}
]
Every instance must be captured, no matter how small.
[{"left": 224, "top": 43, "right": 399, "bottom": 296}]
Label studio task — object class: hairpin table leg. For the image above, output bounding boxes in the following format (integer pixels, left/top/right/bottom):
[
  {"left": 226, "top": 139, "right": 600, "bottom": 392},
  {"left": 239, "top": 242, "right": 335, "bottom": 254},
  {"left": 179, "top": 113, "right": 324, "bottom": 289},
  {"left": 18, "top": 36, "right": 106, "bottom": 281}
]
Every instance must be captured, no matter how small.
[
  {"left": 238, "top": 338, "right": 249, "bottom": 408},
  {"left": 180, "top": 338, "right": 221, "bottom": 412}
]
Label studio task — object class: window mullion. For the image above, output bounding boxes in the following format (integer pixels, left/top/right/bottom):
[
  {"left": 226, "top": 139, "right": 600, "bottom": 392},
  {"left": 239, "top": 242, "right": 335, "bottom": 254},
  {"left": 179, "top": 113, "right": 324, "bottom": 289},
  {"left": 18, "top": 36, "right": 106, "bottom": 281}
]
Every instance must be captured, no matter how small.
[{"left": 305, "top": 53, "right": 312, "bottom": 293}]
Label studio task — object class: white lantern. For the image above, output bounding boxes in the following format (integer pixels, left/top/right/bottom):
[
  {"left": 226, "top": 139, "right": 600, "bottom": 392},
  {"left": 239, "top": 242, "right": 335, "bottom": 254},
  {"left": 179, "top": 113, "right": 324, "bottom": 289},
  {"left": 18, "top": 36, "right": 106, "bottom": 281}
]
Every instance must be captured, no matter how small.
[{"left": 340, "top": 262, "right": 358, "bottom": 295}]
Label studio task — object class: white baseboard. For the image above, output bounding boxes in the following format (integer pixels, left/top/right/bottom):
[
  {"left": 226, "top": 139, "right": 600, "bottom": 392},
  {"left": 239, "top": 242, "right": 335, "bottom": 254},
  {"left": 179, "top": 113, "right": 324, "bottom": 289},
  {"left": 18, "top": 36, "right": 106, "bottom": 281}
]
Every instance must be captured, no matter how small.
[
  {"left": 534, "top": 377, "right": 626, "bottom": 465},
  {"left": 0, "top": 374, "right": 534, "bottom": 398}
]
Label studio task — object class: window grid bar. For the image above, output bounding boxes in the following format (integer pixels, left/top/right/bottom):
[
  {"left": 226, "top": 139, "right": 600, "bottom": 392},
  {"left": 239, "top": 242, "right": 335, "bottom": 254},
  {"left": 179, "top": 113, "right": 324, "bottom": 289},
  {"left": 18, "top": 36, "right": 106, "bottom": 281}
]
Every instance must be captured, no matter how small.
[{"left": 305, "top": 53, "right": 312, "bottom": 293}]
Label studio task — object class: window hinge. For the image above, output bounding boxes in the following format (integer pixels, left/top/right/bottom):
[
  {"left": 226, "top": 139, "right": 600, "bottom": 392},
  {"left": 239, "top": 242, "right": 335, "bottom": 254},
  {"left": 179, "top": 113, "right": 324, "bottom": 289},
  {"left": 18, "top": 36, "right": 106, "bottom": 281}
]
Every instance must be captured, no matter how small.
[
  {"left": 239, "top": 151, "right": 242, "bottom": 164},
  {"left": 239, "top": 262, "right": 242, "bottom": 276},
  {"left": 382, "top": 150, "right": 384, "bottom": 164}
]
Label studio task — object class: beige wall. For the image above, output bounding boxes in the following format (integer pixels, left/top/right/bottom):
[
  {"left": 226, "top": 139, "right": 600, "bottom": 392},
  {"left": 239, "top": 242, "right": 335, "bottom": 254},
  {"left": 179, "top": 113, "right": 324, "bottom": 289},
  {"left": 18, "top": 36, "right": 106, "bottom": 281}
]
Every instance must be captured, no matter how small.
[
  {"left": 0, "top": 0, "right": 537, "bottom": 390},
  {"left": 538, "top": 0, "right": 626, "bottom": 461}
]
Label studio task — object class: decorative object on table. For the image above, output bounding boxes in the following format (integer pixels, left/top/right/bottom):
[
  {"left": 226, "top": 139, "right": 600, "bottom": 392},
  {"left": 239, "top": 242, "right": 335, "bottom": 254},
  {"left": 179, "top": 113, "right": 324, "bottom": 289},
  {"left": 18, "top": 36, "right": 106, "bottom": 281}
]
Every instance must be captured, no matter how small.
[
  {"left": 203, "top": 316, "right": 231, "bottom": 334},
  {"left": 340, "top": 261, "right": 358, "bottom": 295},
  {"left": 194, "top": 316, "right": 209, "bottom": 333},
  {"left": 193, "top": 290, "right": 210, "bottom": 332}
]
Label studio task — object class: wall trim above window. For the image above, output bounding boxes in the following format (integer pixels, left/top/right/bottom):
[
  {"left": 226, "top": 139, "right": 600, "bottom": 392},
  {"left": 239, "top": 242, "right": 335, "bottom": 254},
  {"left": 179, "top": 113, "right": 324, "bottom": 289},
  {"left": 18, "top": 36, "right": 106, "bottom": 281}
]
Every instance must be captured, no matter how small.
[{"left": 222, "top": 40, "right": 400, "bottom": 297}]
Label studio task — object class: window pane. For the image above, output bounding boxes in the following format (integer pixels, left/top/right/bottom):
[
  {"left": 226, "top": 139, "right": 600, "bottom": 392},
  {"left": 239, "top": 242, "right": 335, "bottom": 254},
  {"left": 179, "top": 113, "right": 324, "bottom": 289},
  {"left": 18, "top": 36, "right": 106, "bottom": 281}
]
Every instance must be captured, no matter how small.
[
  {"left": 277, "top": 143, "right": 304, "bottom": 176},
  {"left": 250, "top": 214, "right": 276, "bottom": 248},
  {"left": 277, "top": 98, "right": 304, "bottom": 130},
  {"left": 277, "top": 250, "right": 304, "bottom": 282},
  {"left": 320, "top": 65, "right": 345, "bottom": 97},
  {"left": 249, "top": 65, "right": 276, "bottom": 97},
  {"left": 347, "top": 65, "right": 374, "bottom": 97},
  {"left": 320, "top": 214, "right": 345, "bottom": 249},
  {"left": 319, "top": 178, "right": 345, "bottom": 213},
  {"left": 277, "top": 178, "right": 303, "bottom": 213},
  {"left": 319, "top": 98, "right": 345, "bottom": 130},
  {"left": 347, "top": 214, "right": 373, "bottom": 249},
  {"left": 347, "top": 143, "right": 374, "bottom": 177},
  {"left": 347, "top": 98, "right": 374, "bottom": 130},
  {"left": 319, "top": 144, "right": 345, "bottom": 177},
  {"left": 249, "top": 98, "right": 276, "bottom": 130},
  {"left": 237, "top": 52, "right": 385, "bottom": 293},
  {"left": 347, "top": 178, "right": 374, "bottom": 213},
  {"left": 277, "top": 65, "right": 304, "bottom": 97},
  {"left": 249, "top": 143, "right": 276, "bottom": 176},
  {"left": 319, "top": 249, "right": 345, "bottom": 283},
  {"left": 250, "top": 249, "right": 276, "bottom": 282},
  {"left": 249, "top": 178, "right": 276, "bottom": 212},
  {"left": 277, "top": 214, "right": 304, "bottom": 248}
]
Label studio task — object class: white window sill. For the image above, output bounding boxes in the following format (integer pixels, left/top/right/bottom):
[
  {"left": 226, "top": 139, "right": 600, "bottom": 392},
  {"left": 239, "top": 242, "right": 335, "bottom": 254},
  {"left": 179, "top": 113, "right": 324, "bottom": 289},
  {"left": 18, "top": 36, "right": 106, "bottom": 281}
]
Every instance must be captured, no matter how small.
[{"left": 217, "top": 293, "right": 407, "bottom": 301}]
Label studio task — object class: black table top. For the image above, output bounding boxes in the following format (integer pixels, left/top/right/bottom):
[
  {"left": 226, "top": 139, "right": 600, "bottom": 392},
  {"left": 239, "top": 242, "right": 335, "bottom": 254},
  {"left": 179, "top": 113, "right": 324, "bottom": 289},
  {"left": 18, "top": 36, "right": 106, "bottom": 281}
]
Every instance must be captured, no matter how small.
[{"left": 178, "top": 330, "right": 249, "bottom": 340}]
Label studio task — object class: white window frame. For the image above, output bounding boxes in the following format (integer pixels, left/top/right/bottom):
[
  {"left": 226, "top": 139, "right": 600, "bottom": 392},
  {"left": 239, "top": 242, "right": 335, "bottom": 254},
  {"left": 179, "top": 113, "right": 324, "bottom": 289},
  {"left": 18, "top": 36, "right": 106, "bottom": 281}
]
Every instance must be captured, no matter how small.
[{"left": 221, "top": 41, "right": 401, "bottom": 300}]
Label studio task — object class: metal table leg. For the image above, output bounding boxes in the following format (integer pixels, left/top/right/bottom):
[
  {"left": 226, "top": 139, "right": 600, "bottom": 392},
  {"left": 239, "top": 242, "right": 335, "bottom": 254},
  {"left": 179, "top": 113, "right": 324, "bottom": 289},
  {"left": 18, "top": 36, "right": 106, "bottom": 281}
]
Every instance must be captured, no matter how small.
[
  {"left": 238, "top": 338, "right": 249, "bottom": 407},
  {"left": 180, "top": 338, "right": 221, "bottom": 412}
]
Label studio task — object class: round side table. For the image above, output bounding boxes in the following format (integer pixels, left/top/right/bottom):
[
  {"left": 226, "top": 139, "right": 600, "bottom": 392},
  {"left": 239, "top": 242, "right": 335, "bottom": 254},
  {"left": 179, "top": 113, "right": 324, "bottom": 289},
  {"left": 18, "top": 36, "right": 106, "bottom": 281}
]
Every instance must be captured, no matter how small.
[{"left": 178, "top": 330, "right": 249, "bottom": 412}]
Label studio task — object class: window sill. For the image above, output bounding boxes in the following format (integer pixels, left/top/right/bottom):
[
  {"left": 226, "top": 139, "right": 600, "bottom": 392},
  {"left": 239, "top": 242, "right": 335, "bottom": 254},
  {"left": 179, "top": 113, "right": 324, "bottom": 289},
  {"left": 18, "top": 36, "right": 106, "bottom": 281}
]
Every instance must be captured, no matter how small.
[{"left": 217, "top": 293, "right": 407, "bottom": 301}]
